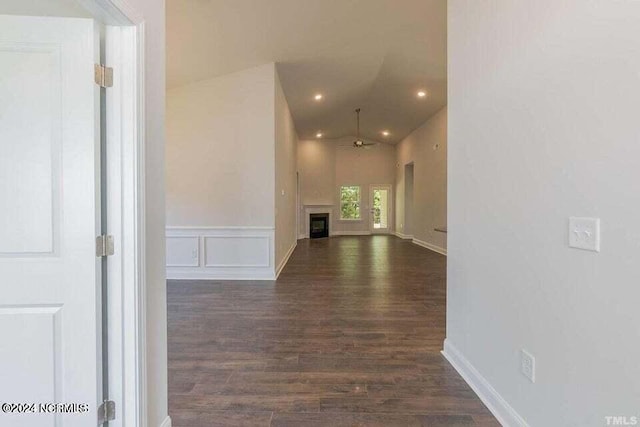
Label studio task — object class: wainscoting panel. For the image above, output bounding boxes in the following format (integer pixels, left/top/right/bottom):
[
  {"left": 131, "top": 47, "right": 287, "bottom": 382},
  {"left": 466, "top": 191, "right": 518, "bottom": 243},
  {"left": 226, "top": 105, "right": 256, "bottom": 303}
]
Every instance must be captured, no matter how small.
[
  {"left": 204, "top": 236, "right": 270, "bottom": 268},
  {"left": 166, "top": 236, "right": 199, "bottom": 267},
  {"left": 166, "top": 227, "right": 275, "bottom": 280}
]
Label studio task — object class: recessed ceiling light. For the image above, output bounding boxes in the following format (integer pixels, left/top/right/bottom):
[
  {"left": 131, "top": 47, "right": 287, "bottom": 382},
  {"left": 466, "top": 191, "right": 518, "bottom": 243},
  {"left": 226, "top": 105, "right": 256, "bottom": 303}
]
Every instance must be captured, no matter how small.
[
  {"left": 382, "top": 130, "right": 390, "bottom": 137},
  {"left": 314, "top": 94, "right": 323, "bottom": 101},
  {"left": 316, "top": 132, "right": 323, "bottom": 138},
  {"left": 417, "top": 90, "right": 427, "bottom": 98}
]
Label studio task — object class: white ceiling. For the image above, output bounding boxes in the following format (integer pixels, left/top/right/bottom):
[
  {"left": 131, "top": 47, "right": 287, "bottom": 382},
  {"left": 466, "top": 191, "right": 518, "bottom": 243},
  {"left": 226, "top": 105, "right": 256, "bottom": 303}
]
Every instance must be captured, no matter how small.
[{"left": 167, "top": 0, "right": 447, "bottom": 143}]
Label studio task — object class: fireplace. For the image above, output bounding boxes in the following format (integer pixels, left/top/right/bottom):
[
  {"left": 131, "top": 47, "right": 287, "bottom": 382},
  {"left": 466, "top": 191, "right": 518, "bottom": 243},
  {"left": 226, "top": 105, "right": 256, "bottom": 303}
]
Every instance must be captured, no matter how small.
[{"left": 309, "top": 213, "right": 329, "bottom": 239}]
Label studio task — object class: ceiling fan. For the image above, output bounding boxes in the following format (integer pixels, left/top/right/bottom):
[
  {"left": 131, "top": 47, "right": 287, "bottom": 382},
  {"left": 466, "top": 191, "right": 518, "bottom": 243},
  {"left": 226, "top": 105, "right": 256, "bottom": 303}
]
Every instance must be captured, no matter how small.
[{"left": 352, "top": 108, "right": 377, "bottom": 148}]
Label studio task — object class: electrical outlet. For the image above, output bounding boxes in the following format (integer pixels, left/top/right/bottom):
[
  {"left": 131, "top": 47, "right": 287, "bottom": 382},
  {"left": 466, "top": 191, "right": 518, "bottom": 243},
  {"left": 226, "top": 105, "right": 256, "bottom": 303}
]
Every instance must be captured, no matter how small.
[{"left": 521, "top": 349, "right": 535, "bottom": 383}]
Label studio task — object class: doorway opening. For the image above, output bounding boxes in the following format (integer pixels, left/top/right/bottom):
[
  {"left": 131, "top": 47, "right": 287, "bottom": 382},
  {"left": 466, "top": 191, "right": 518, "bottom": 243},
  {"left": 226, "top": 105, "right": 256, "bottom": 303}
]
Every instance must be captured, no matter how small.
[{"left": 404, "top": 163, "right": 415, "bottom": 237}]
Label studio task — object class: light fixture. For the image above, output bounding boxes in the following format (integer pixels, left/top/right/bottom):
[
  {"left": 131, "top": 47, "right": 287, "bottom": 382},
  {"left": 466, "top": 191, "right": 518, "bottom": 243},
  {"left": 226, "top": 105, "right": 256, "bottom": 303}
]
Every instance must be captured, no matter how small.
[
  {"left": 382, "top": 130, "right": 390, "bottom": 137},
  {"left": 314, "top": 94, "right": 323, "bottom": 101},
  {"left": 316, "top": 132, "right": 323, "bottom": 138},
  {"left": 417, "top": 90, "right": 427, "bottom": 98}
]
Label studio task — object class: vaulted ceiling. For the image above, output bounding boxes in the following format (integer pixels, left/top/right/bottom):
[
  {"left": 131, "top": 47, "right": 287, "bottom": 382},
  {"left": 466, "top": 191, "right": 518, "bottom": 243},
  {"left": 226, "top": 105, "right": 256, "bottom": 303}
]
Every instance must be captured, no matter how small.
[{"left": 167, "top": 0, "right": 447, "bottom": 143}]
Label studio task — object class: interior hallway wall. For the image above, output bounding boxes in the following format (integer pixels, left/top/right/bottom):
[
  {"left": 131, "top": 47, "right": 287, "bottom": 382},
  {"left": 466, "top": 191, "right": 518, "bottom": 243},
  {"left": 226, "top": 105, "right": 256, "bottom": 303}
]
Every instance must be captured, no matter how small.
[
  {"left": 395, "top": 107, "right": 447, "bottom": 252},
  {"left": 274, "top": 68, "right": 299, "bottom": 271},
  {"left": 447, "top": 1, "right": 640, "bottom": 425}
]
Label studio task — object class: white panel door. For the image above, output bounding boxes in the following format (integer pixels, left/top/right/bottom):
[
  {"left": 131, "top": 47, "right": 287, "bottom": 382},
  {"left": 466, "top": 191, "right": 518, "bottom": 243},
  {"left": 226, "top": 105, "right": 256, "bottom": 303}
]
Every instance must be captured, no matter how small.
[{"left": 0, "top": 15, "right": 101, "bottom": 426}]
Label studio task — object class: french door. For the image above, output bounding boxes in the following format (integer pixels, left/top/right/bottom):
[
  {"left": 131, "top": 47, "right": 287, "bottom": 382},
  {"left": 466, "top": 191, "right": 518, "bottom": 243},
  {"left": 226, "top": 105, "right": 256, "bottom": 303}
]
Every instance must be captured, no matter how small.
[{"left": 369, "top": 185, "right": 392, "bottom": 234}]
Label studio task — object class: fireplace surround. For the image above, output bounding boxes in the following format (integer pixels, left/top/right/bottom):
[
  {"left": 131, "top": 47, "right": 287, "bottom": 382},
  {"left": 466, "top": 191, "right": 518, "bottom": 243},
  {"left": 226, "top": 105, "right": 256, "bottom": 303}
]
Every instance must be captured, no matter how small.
[
  {"left": 310, "top": 213, "right": 329, "bottom": 239},
  {"left": 303, "top": 205, "right": 333, "bottom": 239}
]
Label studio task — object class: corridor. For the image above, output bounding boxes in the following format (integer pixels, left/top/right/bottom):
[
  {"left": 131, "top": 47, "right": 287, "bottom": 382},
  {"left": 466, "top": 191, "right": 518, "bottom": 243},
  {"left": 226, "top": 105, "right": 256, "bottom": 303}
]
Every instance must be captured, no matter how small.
[{"left": 168, "top": 236, "right": 497, "bottom": 426}]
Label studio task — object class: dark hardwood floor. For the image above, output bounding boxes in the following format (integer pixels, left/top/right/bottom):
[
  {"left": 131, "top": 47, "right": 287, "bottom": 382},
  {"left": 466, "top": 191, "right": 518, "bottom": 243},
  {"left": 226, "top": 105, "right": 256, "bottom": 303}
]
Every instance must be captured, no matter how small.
[{"left": 168, "top": 235, "right": 498, "bottom": 426}]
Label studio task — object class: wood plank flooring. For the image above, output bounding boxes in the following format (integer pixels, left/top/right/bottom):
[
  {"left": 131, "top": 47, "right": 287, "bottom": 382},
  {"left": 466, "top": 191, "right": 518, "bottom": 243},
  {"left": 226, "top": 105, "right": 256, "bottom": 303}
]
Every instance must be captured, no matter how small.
[{"left": 168, "top": 235, "right": 498, "bottom": 426}]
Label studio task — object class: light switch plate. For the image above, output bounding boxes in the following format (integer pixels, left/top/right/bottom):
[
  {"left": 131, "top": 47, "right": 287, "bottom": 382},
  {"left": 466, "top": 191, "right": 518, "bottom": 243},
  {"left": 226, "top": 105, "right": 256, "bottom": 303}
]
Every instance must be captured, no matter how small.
[{"left": 569, "top": 217, "right": 600, "bottom": 252}]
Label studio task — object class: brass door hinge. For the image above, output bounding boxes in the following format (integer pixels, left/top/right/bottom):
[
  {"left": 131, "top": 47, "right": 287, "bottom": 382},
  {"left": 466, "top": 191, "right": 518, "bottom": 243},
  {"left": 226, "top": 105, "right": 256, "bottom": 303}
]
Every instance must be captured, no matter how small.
[
  {"left": 97, "top": 400, "right": 116, "bottom": 424},
  {"left": 96, "top": 235, "right": 114, "bottom": 257},
  {"left": 94, "top": 64, "right": 113, "bottom": 88}
]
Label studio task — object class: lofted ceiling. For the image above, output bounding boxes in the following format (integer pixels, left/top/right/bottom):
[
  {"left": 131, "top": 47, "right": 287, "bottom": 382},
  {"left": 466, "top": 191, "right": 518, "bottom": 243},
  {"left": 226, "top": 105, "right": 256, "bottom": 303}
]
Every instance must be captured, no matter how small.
[{"left": 167, "top": 0, "right": 447, "bottom": 144}]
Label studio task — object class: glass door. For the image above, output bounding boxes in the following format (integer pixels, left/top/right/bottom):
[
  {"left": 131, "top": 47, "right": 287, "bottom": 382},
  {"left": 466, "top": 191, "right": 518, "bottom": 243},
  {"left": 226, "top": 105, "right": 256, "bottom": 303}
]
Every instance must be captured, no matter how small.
[{"left": 370, "top": 185, "right": 392, "bottom": 233}]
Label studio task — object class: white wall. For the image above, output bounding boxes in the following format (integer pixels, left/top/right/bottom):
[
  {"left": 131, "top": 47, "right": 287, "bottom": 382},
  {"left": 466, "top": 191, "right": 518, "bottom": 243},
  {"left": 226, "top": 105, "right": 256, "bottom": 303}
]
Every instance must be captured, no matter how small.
[
  {"left": 166, "top": 63, "right": 299, "bottom": 280},
  {"left": 297, "top": 139, "right": 336, "bottom": 207},
  {"left": 274, "top": 69, "right": 298, "bottom": 271},
  {"left": 395, "top": 107, "right": 447, "bottom": 252},
  {"left": 166, "top": 64, "right": 277, "bottom": 279},
  {"left": 166, "top": 63, "right": 275, "bottom": 227},
  {"left": 297, "top": 138, "right": 396, "bottom": 236},
  {"left": 447, "top": 2, "right": 640, "bottom": 426},
  {"left": 296, "top": 138, "right": 335, "bottom": 237}
]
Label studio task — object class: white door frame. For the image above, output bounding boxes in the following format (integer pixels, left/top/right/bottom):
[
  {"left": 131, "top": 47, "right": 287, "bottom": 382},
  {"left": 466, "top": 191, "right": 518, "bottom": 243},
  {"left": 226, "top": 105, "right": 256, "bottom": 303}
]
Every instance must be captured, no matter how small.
[
  {"left": 369, "top": 184, "right": 393, "bottom": 234},
  {"left": 76, "top": 1, "right": 147, "bottom": 426}
]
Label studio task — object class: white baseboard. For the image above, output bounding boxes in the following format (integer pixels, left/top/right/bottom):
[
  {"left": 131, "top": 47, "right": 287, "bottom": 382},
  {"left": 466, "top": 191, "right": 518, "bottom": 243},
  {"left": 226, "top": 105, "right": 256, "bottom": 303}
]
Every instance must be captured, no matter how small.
[
  {"left": 166, "top": 226, "right": 276, "bottom": 280},
  {"left": 412, "top": 237, "right": 447, "bottom": 256},
  {"left": 442, "top": 339, "right": 528, "bottom": 427},
  {"left": 331, "top": 231, "right": 372, "bottom": 236},
  {"left": 275, "top": 241, "right": 297, "bottom": 279},
  {"left": 167, "top": 268, "right": 275, "bottom": 281},
  {"left": 159, "top": 415, "right": 172, "bottom": 427},
  {"left": 393, "top": 231, "right": 414, "bottom": 239},
  {"left": 297, "top": 234, "right": 306, "bottom": 240}
]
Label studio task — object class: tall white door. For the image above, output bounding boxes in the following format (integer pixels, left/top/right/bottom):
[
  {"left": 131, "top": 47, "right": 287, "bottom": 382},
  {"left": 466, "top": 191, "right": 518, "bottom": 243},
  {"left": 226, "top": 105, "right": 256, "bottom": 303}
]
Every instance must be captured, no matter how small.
[
  {"left": 0, "top": 15, "right": 102, "bottom": 426},
  {"left": 369, "top": 185, "right": 392, "bottom": 234}
]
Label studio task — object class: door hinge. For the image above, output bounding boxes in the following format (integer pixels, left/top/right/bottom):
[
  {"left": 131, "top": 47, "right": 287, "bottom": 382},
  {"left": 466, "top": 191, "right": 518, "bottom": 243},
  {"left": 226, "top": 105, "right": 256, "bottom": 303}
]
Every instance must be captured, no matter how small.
[
  {"left": 94, "top": 64, "right": 113, "bottom": 88},
  {"left": 96, "top": 235, "right": 114, "bottom": 257},
  {"left": 97, "top": 400, "right": 116, "bottom": 424}
]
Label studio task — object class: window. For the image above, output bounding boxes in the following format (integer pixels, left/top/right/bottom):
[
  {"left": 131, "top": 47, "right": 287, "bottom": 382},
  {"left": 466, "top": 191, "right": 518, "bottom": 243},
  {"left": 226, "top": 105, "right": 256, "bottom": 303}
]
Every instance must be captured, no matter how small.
[{"left": 340, "top": 185, "right": 361, "bottom": 220}]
